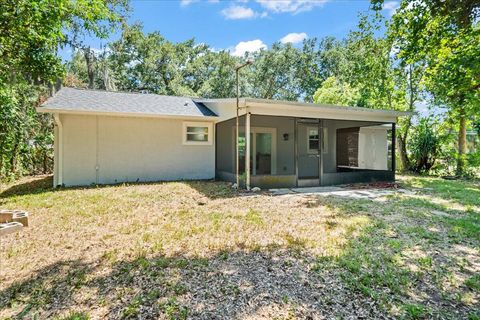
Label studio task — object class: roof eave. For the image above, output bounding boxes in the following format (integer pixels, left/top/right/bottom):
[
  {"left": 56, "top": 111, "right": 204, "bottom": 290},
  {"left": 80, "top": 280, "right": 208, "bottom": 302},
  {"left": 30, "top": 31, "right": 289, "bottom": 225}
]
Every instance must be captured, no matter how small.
[
  {"left": 244, "top": 98, "right": 413, "bottom": 117},
  {"left": 36, "top": 107, "right": 218, "bottom": 120}
]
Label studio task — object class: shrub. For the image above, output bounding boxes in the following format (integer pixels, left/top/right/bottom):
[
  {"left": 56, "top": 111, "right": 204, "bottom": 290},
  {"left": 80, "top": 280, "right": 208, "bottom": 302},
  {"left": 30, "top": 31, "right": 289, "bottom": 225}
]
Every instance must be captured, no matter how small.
[{"left": 409, "top": 118, "right": 441, "bottom": 173}]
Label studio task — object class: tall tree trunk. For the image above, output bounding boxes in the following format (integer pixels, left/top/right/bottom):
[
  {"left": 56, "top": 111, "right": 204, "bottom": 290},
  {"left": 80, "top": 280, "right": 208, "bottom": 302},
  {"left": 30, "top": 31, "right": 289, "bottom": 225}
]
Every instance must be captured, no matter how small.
[
  {"left": 396, "top": 115, "right": 413, "bottom": 172},
  {"left": 84, "top": 47, "right": 95, "bottom": 89},
  {"left": 0, "top": 145, "right": 4, "bottom": 177},
  {"left": 10, "top": 142, "right": 18, "bottom": 173},
  {"left": 43, "top": 152, "right": 48, "bottom": 174},
  {"left": 456, "top": 108, "right": 467, "bottom": 176},
  {"left": 397, "top": 135, "right": 410, "bottom": 171}
]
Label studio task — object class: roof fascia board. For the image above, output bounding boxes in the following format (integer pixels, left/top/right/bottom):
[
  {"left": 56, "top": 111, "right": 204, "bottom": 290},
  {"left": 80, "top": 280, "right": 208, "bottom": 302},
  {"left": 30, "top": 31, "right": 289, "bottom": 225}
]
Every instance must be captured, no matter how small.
[
  {"left": 196, "top": 98, "right": 239, "bottom": 105},
  {"left": 247, "top": 105, "right": 397, "bottom": 123},
  {"left": 245, "top": 98, "right": 412, "bottom": 118},
  {"left": 36, "top": 107, "right": 218, "bottom": 121}
]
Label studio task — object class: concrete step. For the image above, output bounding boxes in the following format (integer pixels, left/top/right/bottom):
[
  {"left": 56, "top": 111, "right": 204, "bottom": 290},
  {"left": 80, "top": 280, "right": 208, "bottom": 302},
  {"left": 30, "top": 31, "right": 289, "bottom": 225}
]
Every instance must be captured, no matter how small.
[
  {"left": 0, "top": 222, "right": 23, "bottom": 237},
  {"left": 0, "top": 209, "right": 29, "bottom": 226}
]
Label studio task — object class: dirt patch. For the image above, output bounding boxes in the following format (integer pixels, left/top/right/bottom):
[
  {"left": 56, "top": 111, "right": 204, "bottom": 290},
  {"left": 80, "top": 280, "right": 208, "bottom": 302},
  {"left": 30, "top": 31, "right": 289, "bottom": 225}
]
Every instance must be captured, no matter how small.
[{"left": 0, "top": 175, "right": 478, "bottom": 319}]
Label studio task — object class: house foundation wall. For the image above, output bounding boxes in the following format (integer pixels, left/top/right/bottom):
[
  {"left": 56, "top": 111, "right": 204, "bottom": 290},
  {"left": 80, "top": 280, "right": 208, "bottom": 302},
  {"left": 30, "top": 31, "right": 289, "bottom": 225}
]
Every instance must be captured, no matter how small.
[{"left": 322, "top": 171, "right": 394, "bottom": 186}]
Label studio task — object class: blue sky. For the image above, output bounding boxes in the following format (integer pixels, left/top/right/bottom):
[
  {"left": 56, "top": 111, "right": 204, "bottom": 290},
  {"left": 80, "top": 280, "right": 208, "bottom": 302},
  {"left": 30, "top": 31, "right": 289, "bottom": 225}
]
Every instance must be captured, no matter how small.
[{"left": 60, "top": 0, "right": 399, "bottom": 60}]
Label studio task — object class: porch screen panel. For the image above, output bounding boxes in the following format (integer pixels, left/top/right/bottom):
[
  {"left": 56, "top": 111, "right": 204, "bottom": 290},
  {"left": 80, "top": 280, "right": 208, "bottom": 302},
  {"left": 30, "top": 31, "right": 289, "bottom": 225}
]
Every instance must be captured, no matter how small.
[
  {"left": 238, "top": 133, "right": 253, "bottom": 174},
  {"left": 335, "top": 123, "right": 393, "bottom": 172},
  {"left": 336, "top": 127, "right": 359, "bottom": 167},
  {"left": 256, "top": 133, "right": 272, "bottom": 174},
  {"left": 238, "top": 132, "right": 273, "bottom": 175}
]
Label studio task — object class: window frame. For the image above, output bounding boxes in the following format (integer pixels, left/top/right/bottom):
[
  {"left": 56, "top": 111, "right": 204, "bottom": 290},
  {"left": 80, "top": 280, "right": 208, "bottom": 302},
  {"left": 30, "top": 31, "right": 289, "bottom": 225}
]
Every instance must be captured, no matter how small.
[
  {"left": 182, "top": 121, "right": 213, "bottom": 145},
  {"left": 307, "top": 127, "right": 328, "bottom": 154},
  {"left": 307, "top": 127, "right": 319, "bottom": 154}
]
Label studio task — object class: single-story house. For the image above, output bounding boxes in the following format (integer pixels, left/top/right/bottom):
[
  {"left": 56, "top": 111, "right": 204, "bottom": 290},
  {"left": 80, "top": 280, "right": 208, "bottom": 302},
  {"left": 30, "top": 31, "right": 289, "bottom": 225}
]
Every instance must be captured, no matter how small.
[{"left": 38, "top": 87, "right": 410, "bottom": 188}]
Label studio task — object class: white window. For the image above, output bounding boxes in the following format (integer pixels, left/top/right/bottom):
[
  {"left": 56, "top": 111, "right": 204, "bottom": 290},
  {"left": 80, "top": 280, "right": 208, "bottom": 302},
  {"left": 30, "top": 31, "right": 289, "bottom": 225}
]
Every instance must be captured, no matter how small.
[
  {"left": 307, "top": 127, "right": 328, "bottom": 154},
  {"left": 183, "top": 122, "right": 213, "bottom": 145}
]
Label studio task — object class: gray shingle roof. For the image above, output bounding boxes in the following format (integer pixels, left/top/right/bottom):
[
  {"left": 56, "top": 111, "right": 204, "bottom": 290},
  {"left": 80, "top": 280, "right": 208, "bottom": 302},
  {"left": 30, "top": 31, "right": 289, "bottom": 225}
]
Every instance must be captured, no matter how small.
[{"left": 39, "top": 87, "right": 217, "bottom": 117}]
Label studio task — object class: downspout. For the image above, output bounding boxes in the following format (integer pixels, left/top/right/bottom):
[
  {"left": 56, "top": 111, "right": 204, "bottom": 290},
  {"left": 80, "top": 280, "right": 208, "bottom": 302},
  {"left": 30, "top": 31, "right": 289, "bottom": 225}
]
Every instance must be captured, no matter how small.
[
  {"left": 319, "top": 119, "right": 324, "bottom": 186},
  {"left": 53, "top": 114, "right": 63, "bottom": 187},
  {"left": 95, "top": 116, "right": 99, "bottom": 184},
  {"left": 392, "top": 122, "right": 396, "bottom": 177},
  {"left": 294, "top": 118, "right": 298, "bottom": 187}
]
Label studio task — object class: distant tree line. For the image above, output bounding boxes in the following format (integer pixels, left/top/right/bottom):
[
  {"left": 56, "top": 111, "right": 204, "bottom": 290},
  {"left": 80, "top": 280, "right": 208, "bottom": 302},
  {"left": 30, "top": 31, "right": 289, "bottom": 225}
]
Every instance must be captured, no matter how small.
[{"left": 0, "top": 0, "right": 479, "bottom": 180}]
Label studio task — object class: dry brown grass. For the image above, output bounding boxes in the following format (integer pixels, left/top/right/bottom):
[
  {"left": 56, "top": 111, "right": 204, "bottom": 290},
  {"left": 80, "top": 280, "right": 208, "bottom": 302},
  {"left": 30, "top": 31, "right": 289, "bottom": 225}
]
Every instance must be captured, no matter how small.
[{"left": 0, "top": 175, "right": 478, "bottom": 319}]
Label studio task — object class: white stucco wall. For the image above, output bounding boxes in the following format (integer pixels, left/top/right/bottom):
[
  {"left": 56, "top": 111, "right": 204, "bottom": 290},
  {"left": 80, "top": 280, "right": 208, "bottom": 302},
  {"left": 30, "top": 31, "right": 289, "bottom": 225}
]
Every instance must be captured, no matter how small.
[
  {"left": 57, "top": 114, "right": 215, "bottom": 186},
  {"left": 61, "top": 114, "right": 97, "bottom": 185},
  {"left": 358, "top": 127, "right": 388, "bottom": 170}
]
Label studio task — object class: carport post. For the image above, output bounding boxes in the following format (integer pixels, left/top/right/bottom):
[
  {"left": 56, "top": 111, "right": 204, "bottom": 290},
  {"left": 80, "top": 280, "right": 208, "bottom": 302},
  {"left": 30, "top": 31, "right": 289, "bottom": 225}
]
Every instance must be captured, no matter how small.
[
  {"left": 245, "top": 112, "right": 251, "bottom": 190},
  {"left": 235, "top": 60, "right": 252, "bottom": 189},
  {"left": 392, "top": 122, "right": 396, "bottom": 173}
]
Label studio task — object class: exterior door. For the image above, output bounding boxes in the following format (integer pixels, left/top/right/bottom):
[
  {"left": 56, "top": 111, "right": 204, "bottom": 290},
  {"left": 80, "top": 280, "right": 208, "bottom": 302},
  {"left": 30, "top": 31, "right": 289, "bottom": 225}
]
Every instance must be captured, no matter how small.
[{"left": 297, "top": 120, "right": 320, "bottom": 186}]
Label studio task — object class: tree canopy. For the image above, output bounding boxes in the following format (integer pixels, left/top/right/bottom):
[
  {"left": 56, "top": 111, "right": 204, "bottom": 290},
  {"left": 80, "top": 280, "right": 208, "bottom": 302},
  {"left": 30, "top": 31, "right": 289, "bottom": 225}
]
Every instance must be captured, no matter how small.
[
  {"left": 0, "top": 0, "right": 128, "bottom": 179},
  {"left": 373, "top": 0, "right": 480, "bottom": 174},
  {"left": 1, "top": 0, "right": 479, "bottom": 179}
]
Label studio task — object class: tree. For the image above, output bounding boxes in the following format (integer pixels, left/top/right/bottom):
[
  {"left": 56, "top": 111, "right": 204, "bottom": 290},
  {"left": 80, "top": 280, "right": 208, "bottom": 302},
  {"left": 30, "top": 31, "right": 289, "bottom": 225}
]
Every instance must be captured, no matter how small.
[
  {"left": 373, "top": 0, "right": 480, "bottom": 175},
  {"left": 0, "top": 0, "right": 128, "bottom": 179},
  {"left": 391, "top": 61, "right": 426, "bottom": 171},
  {"left": 108, "top": 24, "right": 216, "bottom": 96},
  {"left": 343, "top": 14, "right": 397, "bottom": 110},
  {"left": 243, "top": 40, "right": 324, "bottom": 101},
  {"left": 294, "top": 39, "right": 324, "bottom": 102},
  {"left": 0, "top": 0, "right": 127, "bottom": 86},
  {"left": 194, "top": 51, "right": 238, "bottom": 99},
  {"left": 311, "top": 13, "right": 425, "bottom": 172},
  {"left": 103, "top": 25, "right": 327, "bottom": 101},
  {"left": 311, "top": 13, "right": 404, "bottom": 111},
  {"left": 246, "top": 42, "right": 304, "bottom": 101},
  {"left": 313, "top": 76, "right": 359, "bottom": 106}
]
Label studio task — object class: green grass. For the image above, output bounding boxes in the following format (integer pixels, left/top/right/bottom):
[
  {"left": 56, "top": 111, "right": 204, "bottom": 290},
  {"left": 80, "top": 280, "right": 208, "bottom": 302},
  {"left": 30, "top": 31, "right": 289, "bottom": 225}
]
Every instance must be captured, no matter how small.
[
  {"left": 245, "top": 208, "right": 264, "bottom": 225},
  {"left": 400, "top": 175, "right": 480, "bottom": 208},
  {"left": 402, "top": 303, "right": 429, "bottom": 319},
  {"left": 0, "top": 175, "right": 479, "bottom": 319},
  {"left": 465, "top": 275, "right": 480, "bottom": 292},
  {"left": 56, "top": 312, "right": 90, "bottom": 320},
  {"left": 159, "top": 297, "right": 188, "bottom": 320}
]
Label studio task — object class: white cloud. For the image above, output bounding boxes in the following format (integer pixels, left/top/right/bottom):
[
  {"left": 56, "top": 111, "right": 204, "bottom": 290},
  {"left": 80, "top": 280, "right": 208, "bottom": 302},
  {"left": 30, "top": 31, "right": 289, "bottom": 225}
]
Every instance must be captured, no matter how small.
[
  {"left": 280, "top": 32, "right": 308, "bottom": 44},
  {"left": 222, "top": 6, "right": 257, "bottom": 20},
  {"left": 180, "top": 0, "right": 196, "bottom": 6},
  {"left": 256, "top": 0, "right": 328, "bottom": 14},
  {"left": 181, "top": 0, "right": 220, "bottom": 6},
  {"left": 383, "top": 1, "right": 399, "bottom": 15},
  {"left": 230, "top": 39, "right": 267, "bottom": 57}
]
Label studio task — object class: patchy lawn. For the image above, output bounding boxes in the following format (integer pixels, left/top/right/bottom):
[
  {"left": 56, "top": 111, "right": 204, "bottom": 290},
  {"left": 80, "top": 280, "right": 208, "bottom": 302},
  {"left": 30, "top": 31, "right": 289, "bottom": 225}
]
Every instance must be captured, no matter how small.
[{"left": 0, "top": 175, "right": 479, "bottom": 319}]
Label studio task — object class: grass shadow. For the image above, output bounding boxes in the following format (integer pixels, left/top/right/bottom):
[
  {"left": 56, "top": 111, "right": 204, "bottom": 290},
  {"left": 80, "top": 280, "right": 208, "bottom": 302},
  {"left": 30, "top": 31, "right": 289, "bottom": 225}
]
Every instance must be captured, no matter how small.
[
  {"left": 0, "top": 249, "right": 386, "bottom": 319},
  {"left": 0, "top": 176, "right": 240, "bottom": 201},
  {"left": 401, "top": 175, "right": 480, "bottom": 208},
  {"left": 301, "top": 192, "right": 479, "bottom": 318},
  {"left": 0, "top": 259, "right": 93, "bottom": 319},
  {"left": 0, "top": 176, "right": 53, "bottom": 199}
]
